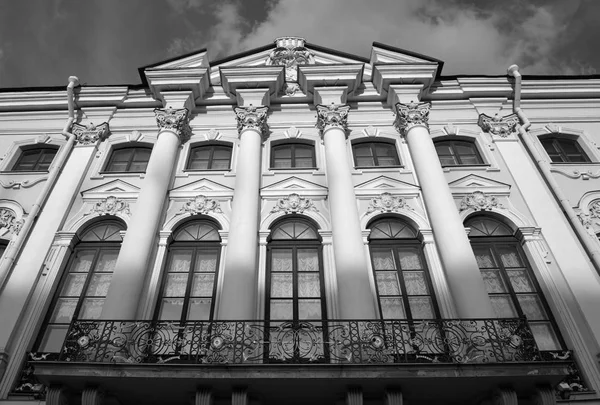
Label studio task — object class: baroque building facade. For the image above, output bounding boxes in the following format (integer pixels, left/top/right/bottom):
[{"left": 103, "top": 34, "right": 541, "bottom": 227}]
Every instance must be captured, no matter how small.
[{"left": 0, "top": 37, "right": 599, "bottom": 405}]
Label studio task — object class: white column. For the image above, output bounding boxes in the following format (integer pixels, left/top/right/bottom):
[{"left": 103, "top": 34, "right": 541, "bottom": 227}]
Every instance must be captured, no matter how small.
[
  {"left": 394, "top": 102, "right": 494, "bottom": 319},
  {"left": 317, "top": 103, "right": 377, "bottom": 319},
  {"left": 217, "top": 105, "right": 268, "bottom": 320},
  {"left": 101, "top": 104, "right": 190, "bottom": 319}
]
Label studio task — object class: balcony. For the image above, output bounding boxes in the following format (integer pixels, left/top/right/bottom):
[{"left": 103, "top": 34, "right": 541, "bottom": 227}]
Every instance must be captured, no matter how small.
[{"left": 17, "top": 318, "right": 576, "bottom": 405}]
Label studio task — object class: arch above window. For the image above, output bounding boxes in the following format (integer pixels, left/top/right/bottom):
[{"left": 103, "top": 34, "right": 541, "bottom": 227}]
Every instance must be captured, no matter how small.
[
  {"left": 368, "top": 218, "right": 418, "bottom": 239},
  {"left": 540, "top": 136, "right": 590, "bottom": 163},
  {"left": 434, "top": 139, "right": 484, "bottom": 166},
  {"left": 465, "top": 216, "right": 513, "bottom": 237},
  {"left": 11, "top": 145, "right": 59, "bottom": 172},
  {"left": 104, "top": 145, "right": 152, "bottom": 173},
  {"left": 270, "top": 218, "right": 319, "bottom": 240},
  {"left": 79, "top": 221, "right": 125, "bottom": 242},
  {"left": 270, "top": 142, "right": 316, "bottom": 169},
  {"left": 352, "top": 141, "right": 400, "bottom": 168},
  {"left": 172, "top": 220, "right": 221, "bottom": 241},
  {"left": 186, "top": 142, "right": 232, "bottom": 170}
]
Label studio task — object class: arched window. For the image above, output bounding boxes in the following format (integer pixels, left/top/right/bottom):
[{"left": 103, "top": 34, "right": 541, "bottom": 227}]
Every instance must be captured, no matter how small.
[
  {"left": 36, "top": 221, "right": 125, "bottom": 353},
  {"left": 11, "top": 145, "right": 59, "bottom": 172},
  {"left": 434, "top": 139, "right": 483, "bottom": 166},
  {"left": 186, "top": 143, "right": 232, "bottom": 170},
  {"left": 368, "top": 218, "right": 439, "bottom": 320},
  {"left": 270, "top": 142, "right": 316, "bottom": 169},
  {"left": 266, "top": 218, "right": 325, "bottom": 322},
  {"left": 104, "top": 145, "right": 152, "bottom": 173},
  {"left": 466, "top": 216, "right": 563, "bottom": 350},
  {"left": 0, "top": 239, "right": 7, "bottom": 259},
  {"left": 540, "top": 136, "right": 590, "bottom": 163},
  {"left": 352, "top": 141, "right": 400, "bottom": 168},
  {"left": 154, "top": 220, "right": 221, "bottom": 321}
]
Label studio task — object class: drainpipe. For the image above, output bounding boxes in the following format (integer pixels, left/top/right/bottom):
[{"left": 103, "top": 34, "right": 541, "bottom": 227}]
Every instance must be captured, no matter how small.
[
  {"left": 507, "top": 65, "right": 600, "bottom": 274},
  {"left": 0, "top": 76, "right": 80, "bottom": 291}
]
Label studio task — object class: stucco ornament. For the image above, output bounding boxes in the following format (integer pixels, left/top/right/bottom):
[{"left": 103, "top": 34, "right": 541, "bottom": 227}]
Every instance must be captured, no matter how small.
[
  {"left": 315, "top": 103, "right": 350, "bottom": 135},
  {"left": 460, "top": 191, "right": 503, "bottom": 212},
  {"left": 393, "top": 101, "right": 431, "bottom": 135},
  {"left": 181, "top": 195, "right": 222, "bottom": 215},
  {"left": 266, "top": 37, "right": 315, "bottom": 82},
  {"left": 72, "top": 122, "right": 110, "bottom": 145},
  {"left": 154, "top": 107, "right": 191, "bottom": 142},
  {"left": 234, "top": 105, "right": 269, "bottom": 136},
  {"left": 578, "top": 200, "right": 600, "bottom": 236},
  {"left": 0, "top": 208, "right": 23, "bottom": 235},
  {"left": 90, "top": 196, "right": 131, "bottom": 216},
  {"left": 367, "top": 193, "right": 412, "bottom": 214},
  {"left": 271, "top": 193, "right": 318, "bottom": 214},
  {"left": 477, "top": 113, "right": 519, "bottom": 138}
]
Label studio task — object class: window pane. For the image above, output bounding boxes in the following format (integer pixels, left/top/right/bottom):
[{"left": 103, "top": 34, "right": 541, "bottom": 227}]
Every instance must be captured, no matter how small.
[
  {"left": 353, "top": 145, "right": 372, "bottom": 157},
  {"left": 132, "top": 148, "right": 151, "bottom": 161},
  {"left": 86, "top": 274, "right": 112, "bottom": 297},
  {"left": 398, "top": 250, "right": 422, "bottom": 270},
  {"left": 191, "top": 273, "right": 215, "bottom": 296},
  {"left": 372, "top": 249, "right": 396, "bottom": 270},
  {"left": 298, "top": 249, "right": 319, "bottom": 272},
  {"left": 489, "top": 295, "right": 518, "bottom": 318},
  {"left": 506, "top": 269, "right": 535, "bottom": 293},
  {"left": 438, "top": 156, "right": 458, "bottom": 166},
  {"left": 271, "top": 274, "right": 293, "bottom": 297},
  {"left": 128, "top": 161, "right": 148, "bottom": 172},
  {"left": 50, "top": 298, "right": 78, "bottom": 323},
  {"left": 159, "top": 298, "right": 184, "bottom": 320},
  {"left": 211, "top": 160, "right": 230, "bottom": 170},
  {"left": 376, "top": 271, "right": 401, "bottom": 296},
  {"left": 195, "top": 251, "right": 217, "bottom": 272},
  {"left": 498, "top": 247, "right": 523, "bottom": 267},
  {"left": 435, "top": 144, "right": 453, "bottom": 155},
  {"left": 79, "top": 298, "right": 104, "bottom": 319},
  {"left": 38, "top": 325, "right": 69, "bottom": 353},
  {"left": 295, "top": 158, "right": 313, "bottom": 168},
  {"left": 298, "top": 273, "right": 320, "bottom": 297},
  {"left": 295, "top": 147, "right": 313, "bottom": 158},
  {"left": 60, "top": 273, "right": 87, "bottom": 296},
  {"left": 71, "top": 251, "right": 95, "bottom": 272},
  {"left": 187, "top": 298, "right": 212, "bottom": 320},
  {"left": 530, "top": 322, "right": 561, "bottom": 350},
  {"left": 298, "top": 299, "right": 321, "bottom": 320},
  {"left": 473, "top": 247, "right": 497, "bottom": 268},
  {"left": 455, "top": 143, "right": 476, "bottom": 155},
  {"left": 273, "top": 159, "right": 292, "bottom": 168},
  {"left": 380, "top": 297, "right": 405, "bottom": 319},
  {"left": 188, "top": 159, "right": 209, "bottom": 170},
  {"left": 213, "top": 148, "right": 231, "bottom": 159},
  {"left": 480, "top": 270, "right": 508, "bottom": 293},
  {"left": 164, "top": 273, "right": 189, "bottom": 297},
  {"left": 170, "top": 250, "right": 192, "bottom": 272},
  {"left": 377, "top": 157, "right": 398, "bottom": 166},
  {"left": 96, "top": 251, "right": 118, "bottom": 272},
  {"left": 408, "top": 297, "right": 434, "bottom": 319},
  {"left": 270, "top": 300, "right": 293, "bottom": 320},
  {"left": 111, "top": 149, "right": 133, "bottom": 162},
  {"left": 403, "top": 271, "right": 429, "bottom": 295},
  {"left": 356, "top": 157, "right": 375, "bottom": 167},
  {"left": 459, "top": 156, "right": 481, "bottom": 165},
  {"left": 271, "top": 250, "right": 293, "bottom": 272},
  {"left": 517, "top": 294, "right": 547, "bottom": 320},
  {"left": 558, "top": 140, "right": 580, "bottom": 154},
  {"left": 273, "top": 146, "right": 292, "bottom": 158}
]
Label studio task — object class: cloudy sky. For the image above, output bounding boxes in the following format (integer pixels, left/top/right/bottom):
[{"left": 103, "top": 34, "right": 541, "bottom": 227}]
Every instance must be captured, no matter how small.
[{"left": 0, "top": 0, "right": 598, "bottom": 88}]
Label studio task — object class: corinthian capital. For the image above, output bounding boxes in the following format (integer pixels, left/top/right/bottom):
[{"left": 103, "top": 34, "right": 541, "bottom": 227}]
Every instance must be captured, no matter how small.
[
  {"left": 72, "top": 122, "right": 110, "bottom": 145},
  {"left": 234, "top": 105, "right": 269, "bottom": 136},
  {"left": 154, "top": 107, "right": 191, "bottom": 142},
  {"left": 393, "top": 101, "right": 431, "bottom": 135},
  {"left": 315, "top": 104, "right": 350, "bottom": 135}
]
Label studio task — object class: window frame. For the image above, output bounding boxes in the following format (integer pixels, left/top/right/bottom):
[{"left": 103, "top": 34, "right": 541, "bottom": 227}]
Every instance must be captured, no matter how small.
[
  {"left": 11, "top": 145, "right": 59, "bottom": 172},
  {"left": 102, "top": 145, "right": 153, "bottom": 173},
  {"left": 269, "top": 141, "right": 316, "bottom": 170},
  {"left": 185, "top": 142, "right": 233, "bottom": 171},
  {"left": 433, "top": 139, "right": 485, "bottom": 167},
  {"left": 540, "top": 136, "right": 591, "bottom": 163},
  {"left": 153, "top": 220, "right": 222, "bottom": 323},
  {"left": 351, "top": 140, "right": 401, "bottom": 168}
]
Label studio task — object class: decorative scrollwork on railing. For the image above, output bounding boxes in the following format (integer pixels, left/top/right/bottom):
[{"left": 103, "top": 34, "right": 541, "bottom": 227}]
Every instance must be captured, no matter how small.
[{"left": 26, "top": 317, "right": 561, "bottom": 366}]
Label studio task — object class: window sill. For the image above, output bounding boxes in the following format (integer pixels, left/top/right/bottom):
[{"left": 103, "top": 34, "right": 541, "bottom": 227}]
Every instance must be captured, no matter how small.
[
  {"left": 0, "top": 170, "right": 50, "bottom": 175},
  {"left": 351, "top": 166, "right": 410, "bottom": 175},
  {"left": 442, "top": 165, "right": 498, "bottom": 172},
  {"left": 176, "top": 170, "right": 233, "bottom": 178},
  {"left": 91, "top": 172, "right": 146, "bottom": 180},
  {"left": 263, "top": 169, "right": 325, "bottom": 176},
  {"left": 547, "top": 162, "right": 600, "bottom": 166},
  {"left": 355, "top": 165, "right": 404, "bottom": 170}
]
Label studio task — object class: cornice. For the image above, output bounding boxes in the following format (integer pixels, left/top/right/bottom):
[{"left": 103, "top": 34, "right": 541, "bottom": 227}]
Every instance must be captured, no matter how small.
[
  {"left": 298, "top": 64, "right": 363, "bottom": 96},
  {"left": 144, "top": 67, "right": 209, "bottom": 103},
  {"left": 372, "top": 63, "right": 438, "bottom": 94},
  {"left": 220, "top": 66, "right": 285, "bottom": 98}
]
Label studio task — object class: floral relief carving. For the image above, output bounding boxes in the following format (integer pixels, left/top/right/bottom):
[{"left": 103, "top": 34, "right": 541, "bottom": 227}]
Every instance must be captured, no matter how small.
[
  {"left": 265, "top": 37, "right": 315, "bottom": 83},
  {"left": 460, "top": 191, "right": 503, "bottom": 212},
  {"left": 477, "top": 113, "right": 519, "bottom": 138},
  {"left": 578, "top": 200, "right": 600, "bottom": 237},
  {"left": 180, "top": 195, "right": 222, "bottom": 215},
  {"left": 367, "top": 193, "right": 412, "bottom": 214},
  {"left": 154, "top": 107, "right": 191, "bottom": 142},
  {"left": 393, "top": 101, "right": 431, "bottom": 135},
  {"left": 72, "top": 122, "right": 110, "bottom": 145},
  {"left": 315, "top": 104, "right": 350, "bottom": 134},
  {"left": 90, "top": 196, "right": 130, "bottom": 216},
  {"left": 0, "top": 208, "right": 24, "bottom": 235},
  {"left": 234, "top": 105, "right": 269, "bottom": 136},
  {"left": 271, "top": 193, "right": 318, "bottom": 214}
]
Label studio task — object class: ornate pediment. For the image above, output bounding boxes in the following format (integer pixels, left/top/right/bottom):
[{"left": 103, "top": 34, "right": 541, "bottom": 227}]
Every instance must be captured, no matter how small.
[
  {"left": 81, "top": 180, "right": 140, "bottom": 200},
  {"left": 261, "top": 176, "right": 327, "bottom": 198},
  {"left": 170, "top": 179, "right": 234, "bottom": 198},
  {"left": 448, "top": 174, "right": 511, "bottom": 195},
  {"left": 354, "top": 176, "right": 419, "bottom": 196}
]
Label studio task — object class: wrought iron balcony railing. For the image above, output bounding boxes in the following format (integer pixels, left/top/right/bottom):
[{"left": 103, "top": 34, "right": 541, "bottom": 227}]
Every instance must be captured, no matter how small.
[{"left": 29, "top": 317, "right": 571, "bottom": 365}]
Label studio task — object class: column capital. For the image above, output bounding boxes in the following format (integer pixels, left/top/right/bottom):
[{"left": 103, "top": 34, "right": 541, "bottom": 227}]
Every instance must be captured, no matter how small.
[
  {"left": 315, "top": 103, "right": 350, "bottom": 137},
  {"left": 72, "top": 122, "right": 110, "bottom": 146},
  {"left": 154, "top": 106, "right": 191, "bottom": 142},
  {"left": 393, "top": 101, "right": 431, "bottom": 135},
  {"left": 234, "top": 105, "right": 269, "bottom": 137}
]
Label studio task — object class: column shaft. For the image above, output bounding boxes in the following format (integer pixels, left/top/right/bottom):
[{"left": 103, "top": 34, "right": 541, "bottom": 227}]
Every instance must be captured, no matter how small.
[
  {"left": 218, "top": 128, "right": 262, "bottom": 319},
  {"left": 101, "top": 128, "right": 181, "bottom": 319},
  {"left": 323, "top": 126, "right": 376, "bottom": 319}
]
